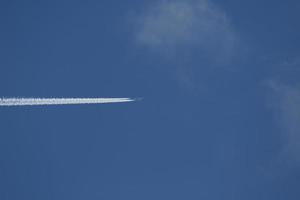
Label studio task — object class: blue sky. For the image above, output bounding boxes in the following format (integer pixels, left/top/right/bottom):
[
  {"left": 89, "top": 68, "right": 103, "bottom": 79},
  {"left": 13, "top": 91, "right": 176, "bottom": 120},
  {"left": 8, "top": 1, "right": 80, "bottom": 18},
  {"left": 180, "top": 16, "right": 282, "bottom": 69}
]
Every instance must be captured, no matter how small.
[{"left": 0, "top": 0, "right": 300, "bottom": 199}]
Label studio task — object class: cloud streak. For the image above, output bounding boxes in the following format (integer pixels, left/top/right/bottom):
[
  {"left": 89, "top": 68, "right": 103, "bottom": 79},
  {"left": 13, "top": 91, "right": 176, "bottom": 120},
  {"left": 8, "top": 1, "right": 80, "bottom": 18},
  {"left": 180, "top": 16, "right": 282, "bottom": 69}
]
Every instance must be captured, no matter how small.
[{"left": 0, "top": 98, "right": 135, "bottom": 106}]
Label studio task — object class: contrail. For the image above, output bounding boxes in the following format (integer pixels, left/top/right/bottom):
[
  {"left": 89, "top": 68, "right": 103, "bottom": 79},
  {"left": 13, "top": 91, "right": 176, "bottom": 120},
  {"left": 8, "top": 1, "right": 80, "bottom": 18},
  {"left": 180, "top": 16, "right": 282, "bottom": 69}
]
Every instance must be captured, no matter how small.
[{"left": 0, "top": 98, "right": 135, "bottom": 106}]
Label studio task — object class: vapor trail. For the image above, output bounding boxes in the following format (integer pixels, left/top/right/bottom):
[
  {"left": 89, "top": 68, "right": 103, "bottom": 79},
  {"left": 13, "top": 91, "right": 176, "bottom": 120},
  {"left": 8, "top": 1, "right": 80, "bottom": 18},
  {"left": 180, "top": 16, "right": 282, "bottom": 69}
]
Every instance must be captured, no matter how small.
[{"left": 0, "top": 98, "right": 135, "bottom": 106}]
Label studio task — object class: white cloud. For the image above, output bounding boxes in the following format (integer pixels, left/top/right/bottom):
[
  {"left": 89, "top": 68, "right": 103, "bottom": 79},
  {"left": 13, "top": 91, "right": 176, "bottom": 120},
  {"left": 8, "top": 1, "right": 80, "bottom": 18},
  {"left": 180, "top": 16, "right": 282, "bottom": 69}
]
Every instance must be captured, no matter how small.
[
  {"left": 269, "top": 81, "right": 300, "bottom": 165},
  {"left": 133, "top": 0, "right": 239, "bottom": 90},
  {"left": 0, "top": 98, "right": 135, "bottom": 106},
  {"left": 135, "top": 0, "right": 237, "bottom": 60}
]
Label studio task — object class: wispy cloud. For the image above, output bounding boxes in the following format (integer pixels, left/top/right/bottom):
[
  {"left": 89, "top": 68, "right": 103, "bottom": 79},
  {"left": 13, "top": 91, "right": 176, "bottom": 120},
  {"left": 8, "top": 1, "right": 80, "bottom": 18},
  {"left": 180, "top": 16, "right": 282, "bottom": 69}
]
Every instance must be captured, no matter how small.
[
  {"left": 133, "top": 0, "right": 239, "bottom": 90},
  {"left": 135, "top": 0, "right": 237, "bottom": 59},
  {"left": 268, "top": 81, "right": 300, "bottom": 165},
  {"left": 0, "top": 98, "right": 134, "bottom": 106}
]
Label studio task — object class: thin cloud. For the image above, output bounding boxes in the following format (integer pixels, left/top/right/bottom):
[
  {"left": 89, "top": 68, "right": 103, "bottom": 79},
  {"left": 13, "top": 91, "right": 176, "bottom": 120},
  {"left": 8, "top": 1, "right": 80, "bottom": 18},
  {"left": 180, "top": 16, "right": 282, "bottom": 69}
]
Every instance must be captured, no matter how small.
[
  {"left": 135, "top": 0, "right": 237, "bottom": 59},
  {"left": 0, "top": 98, "right": 135, "bottom": 106},
  {"left": 133, "top": 0, "right": 239, "bottom": 90}
]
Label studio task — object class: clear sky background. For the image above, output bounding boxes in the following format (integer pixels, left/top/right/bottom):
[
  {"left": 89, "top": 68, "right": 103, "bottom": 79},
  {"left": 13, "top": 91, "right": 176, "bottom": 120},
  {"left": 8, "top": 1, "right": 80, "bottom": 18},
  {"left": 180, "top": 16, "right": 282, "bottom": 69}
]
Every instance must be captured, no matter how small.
[{"left": 1, "top": 0, "right": 300, "bottom": 199}]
